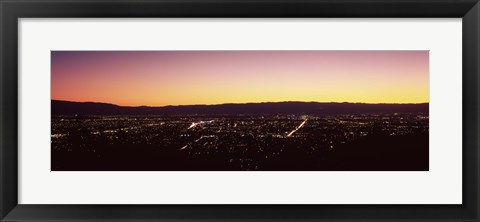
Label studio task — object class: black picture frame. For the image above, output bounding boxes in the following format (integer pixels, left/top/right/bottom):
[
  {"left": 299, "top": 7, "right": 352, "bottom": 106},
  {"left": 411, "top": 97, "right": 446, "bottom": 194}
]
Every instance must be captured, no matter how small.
[{"left": 1, "top": 0, "right": 479, "bottom": 221}]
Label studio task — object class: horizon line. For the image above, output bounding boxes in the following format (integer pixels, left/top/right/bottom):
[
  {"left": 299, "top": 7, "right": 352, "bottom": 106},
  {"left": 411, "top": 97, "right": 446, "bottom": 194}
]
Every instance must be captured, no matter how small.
[{"left": 51, "top": 99, "right": 430, "bottom": 108}]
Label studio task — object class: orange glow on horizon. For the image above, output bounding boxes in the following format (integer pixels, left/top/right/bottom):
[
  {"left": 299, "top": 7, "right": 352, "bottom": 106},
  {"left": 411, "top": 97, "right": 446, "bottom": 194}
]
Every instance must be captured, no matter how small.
[{"left": 51, "top": 51, "right": 429, "bottom": 107}]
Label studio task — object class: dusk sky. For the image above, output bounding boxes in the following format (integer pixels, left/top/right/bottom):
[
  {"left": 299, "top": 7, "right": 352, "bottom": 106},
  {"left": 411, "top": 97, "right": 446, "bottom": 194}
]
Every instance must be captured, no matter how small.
[{"left": 51, "top": 51, "right": 429, "bottom": 106}]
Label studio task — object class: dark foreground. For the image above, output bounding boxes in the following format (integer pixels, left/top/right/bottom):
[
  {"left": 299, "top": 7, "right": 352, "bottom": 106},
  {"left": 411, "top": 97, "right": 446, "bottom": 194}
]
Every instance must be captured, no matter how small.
[{"left": 51, "top": 113, "right": 428, "bottom": 171}]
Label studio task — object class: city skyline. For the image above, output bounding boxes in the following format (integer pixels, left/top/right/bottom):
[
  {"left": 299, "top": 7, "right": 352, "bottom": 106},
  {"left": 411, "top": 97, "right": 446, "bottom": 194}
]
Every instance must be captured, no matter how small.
[{"left": 51, "top": 51, "right": 429, "bottom": 106}]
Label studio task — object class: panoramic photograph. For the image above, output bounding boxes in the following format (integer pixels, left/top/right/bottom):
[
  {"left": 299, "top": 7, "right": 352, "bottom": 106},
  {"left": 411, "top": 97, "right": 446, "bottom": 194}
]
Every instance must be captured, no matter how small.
[{"left": 51, "top": 51, "right": 429, "bottom": 171}]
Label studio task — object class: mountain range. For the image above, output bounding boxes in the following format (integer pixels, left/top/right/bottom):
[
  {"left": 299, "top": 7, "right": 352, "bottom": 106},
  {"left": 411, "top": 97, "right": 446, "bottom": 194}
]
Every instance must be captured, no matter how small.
[{"left": 51, "top": 100, "right": 429, "bottom": 116}]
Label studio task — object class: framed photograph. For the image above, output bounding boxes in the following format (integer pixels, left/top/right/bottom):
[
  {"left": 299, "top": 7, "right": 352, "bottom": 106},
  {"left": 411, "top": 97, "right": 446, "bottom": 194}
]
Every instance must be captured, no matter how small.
[{"left": 1, "top": 0, "right": 479, "bottom": 221}]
